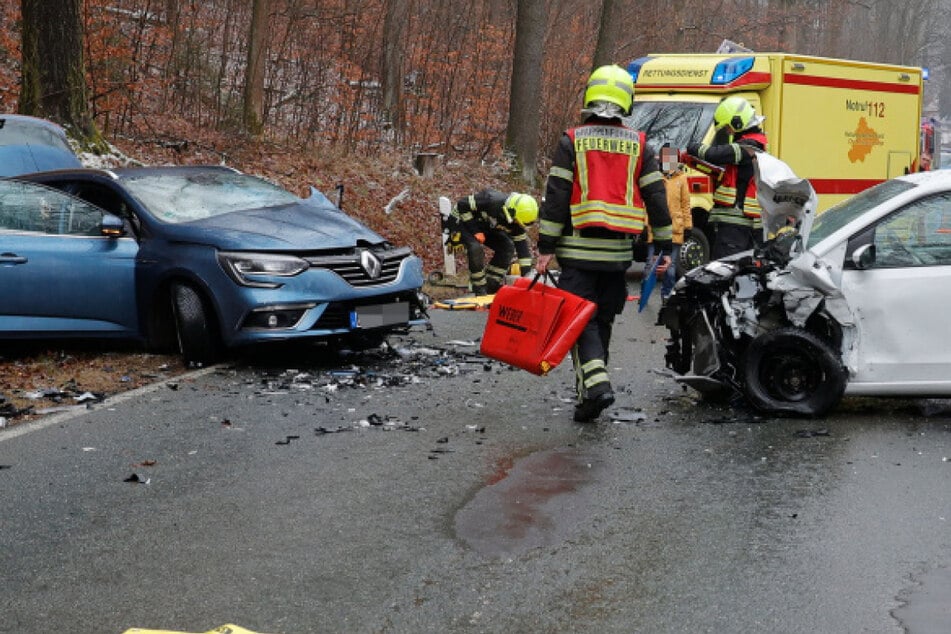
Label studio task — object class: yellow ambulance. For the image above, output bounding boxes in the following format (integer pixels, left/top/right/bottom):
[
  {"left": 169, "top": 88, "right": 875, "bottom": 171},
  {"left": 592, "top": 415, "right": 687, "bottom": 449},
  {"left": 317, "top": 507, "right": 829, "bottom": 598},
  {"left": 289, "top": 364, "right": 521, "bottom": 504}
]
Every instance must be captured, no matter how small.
[{"left": 626, "top": 53, "right": 925, "bottom": 264}]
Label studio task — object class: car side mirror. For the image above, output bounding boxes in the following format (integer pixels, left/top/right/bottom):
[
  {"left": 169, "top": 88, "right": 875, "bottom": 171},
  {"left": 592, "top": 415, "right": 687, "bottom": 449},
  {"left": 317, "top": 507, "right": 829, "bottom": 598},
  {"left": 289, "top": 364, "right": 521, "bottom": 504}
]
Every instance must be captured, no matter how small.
[
  {"left": 101, "top": 213, "right": 126, "bottom": 237},
  {"left": 851, "top": 243, "right": 875, "bottom": 269}
]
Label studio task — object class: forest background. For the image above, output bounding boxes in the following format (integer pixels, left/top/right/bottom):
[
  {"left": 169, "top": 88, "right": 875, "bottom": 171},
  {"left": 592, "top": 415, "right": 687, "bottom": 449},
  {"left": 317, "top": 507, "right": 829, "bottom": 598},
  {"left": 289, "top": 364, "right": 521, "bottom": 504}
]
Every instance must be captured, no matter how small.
[{"left": 5, "top": 0, "right": 951, "bottom": 277}]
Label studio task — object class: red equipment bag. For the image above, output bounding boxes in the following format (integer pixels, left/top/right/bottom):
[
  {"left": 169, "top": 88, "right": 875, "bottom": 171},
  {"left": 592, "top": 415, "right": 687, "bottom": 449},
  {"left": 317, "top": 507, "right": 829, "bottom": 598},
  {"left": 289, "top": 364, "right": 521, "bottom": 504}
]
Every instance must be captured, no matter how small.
[{"left": 479, "top": 273, "right": 596, "bottom": 376}]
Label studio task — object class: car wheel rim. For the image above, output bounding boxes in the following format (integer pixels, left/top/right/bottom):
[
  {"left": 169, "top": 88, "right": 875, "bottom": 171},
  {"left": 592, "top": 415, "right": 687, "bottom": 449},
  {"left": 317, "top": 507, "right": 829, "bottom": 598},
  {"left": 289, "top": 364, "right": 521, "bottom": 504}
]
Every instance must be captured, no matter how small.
[
  {"left": 680, "top": 240, "right": 705, "bottom": 270},
  {"left": 757, "top": 346, "right": 821, "bottom": 403}
]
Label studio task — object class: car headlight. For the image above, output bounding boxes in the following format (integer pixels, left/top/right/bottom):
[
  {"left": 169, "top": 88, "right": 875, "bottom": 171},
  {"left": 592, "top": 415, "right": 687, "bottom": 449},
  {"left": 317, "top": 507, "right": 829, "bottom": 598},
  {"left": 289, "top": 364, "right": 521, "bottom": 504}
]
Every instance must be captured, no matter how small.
[{"left": 218, "top": 251, "right": 310, "bottom": 288}]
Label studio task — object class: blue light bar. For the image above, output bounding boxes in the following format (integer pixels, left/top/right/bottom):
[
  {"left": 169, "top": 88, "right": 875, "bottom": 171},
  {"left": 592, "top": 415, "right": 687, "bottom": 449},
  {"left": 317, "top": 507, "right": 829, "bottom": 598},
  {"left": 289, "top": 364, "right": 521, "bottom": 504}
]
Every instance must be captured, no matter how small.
[
  {"left": 627, "top": 57, "right": 652, "bottom": 83},
  {"left": 711, "top": 56, "right": 755, "bottom": 85},
  {"left": 923, "top": 67, "right": 930, "bottom": 81}
]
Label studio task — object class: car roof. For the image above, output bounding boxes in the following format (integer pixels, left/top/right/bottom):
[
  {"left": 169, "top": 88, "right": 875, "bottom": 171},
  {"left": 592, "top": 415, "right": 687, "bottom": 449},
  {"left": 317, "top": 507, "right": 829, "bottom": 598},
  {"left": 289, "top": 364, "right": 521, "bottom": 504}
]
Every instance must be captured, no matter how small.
[
  {"left": 0, "top": 114, "right": 70, "bottom": 143},
  {"left": 894, "top": 169, "right": 951, "bottom": 188},
  {"left": 10, "top": 164, "right": 244, "bottom": 182},
  {"left": 0, "top": 114, "right": 82, "bottom": 177}
]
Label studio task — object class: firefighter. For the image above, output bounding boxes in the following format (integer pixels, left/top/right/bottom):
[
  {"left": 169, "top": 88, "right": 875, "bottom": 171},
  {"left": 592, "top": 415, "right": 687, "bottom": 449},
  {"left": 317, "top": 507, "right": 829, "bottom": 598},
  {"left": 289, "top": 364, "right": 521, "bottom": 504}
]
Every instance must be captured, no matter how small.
[
  {"left": 686, "top": 96, "right": 767, "bottom": 259},
  {"left": 446, "top": 190, "right": 538, "bottom": 295},
  {"left": 535, "top": 64, "right": 673, "bottom": 423}
]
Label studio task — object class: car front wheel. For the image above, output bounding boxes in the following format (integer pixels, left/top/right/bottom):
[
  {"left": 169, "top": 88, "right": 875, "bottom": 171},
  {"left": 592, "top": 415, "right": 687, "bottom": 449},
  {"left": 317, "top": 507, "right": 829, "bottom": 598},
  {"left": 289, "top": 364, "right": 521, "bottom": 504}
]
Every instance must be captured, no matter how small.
[
  {"left": 743, "top": 326, "right": 847, "bottom": 417},
  {"left": 171, "top": 282, "right": 219, "bottom": 367}
]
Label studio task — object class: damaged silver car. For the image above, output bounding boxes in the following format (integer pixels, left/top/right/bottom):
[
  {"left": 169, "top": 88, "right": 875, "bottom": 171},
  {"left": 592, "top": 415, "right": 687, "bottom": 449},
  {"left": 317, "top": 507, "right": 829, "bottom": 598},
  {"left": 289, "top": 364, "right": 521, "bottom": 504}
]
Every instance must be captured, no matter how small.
[{"left": 663, "top": 154, "right": 951, "bottom": 416}]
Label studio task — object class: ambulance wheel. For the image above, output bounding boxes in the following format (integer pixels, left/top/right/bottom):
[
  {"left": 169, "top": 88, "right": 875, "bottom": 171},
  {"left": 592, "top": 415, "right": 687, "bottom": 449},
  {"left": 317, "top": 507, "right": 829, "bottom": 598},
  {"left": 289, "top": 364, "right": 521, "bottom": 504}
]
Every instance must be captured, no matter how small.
[
  {"left": 679, "top": 228, "right": 709, "bottom": 274},
  {"left": 428, "top": 271, "right": 444, "bottom": 284},
  {"left": 743, "top": 327, "right": 847, "bottom": 417}
]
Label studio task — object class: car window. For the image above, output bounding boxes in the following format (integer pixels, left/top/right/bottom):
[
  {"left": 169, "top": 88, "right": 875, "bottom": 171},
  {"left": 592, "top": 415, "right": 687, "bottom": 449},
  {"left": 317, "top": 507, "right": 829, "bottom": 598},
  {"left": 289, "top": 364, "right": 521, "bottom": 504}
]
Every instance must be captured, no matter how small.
[
  {"left": 871, "top": 192, "right": 951, "bottom": 268},
  {"left": 119, "top": 171, "right": 300, "bottom": 223},
  {"left": 626, "top": 102, "right": 717, "bottom": 152},
  {"left": 808, "top": 179, "right": 917, "bottom": 249},
  {"left": 0, "top": 180, "right": 103, "bottom": 236}
]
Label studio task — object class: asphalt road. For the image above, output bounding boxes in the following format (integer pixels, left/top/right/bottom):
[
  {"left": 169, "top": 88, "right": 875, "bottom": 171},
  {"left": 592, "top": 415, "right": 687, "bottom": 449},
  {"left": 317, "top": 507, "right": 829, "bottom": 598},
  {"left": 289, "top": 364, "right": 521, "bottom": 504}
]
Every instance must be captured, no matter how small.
[{"left": 2, "top": 296, "right": 951, "bottom": 633}]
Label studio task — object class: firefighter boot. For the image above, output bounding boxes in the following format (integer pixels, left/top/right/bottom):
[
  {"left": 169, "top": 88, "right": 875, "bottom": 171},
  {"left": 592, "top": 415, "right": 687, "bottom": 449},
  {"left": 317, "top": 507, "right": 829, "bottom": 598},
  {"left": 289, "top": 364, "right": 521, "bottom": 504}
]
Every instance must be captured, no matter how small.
[{"left": 573, "top": 391, "right": 615, "bottom": 423}]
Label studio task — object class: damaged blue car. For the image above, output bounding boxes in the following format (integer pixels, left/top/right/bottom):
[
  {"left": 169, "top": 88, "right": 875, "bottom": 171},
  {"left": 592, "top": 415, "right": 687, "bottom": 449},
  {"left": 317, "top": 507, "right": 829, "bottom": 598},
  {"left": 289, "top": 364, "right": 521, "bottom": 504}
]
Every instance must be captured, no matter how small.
[{"left": 3, "top": 166, "right": 428, "bottom": 365}]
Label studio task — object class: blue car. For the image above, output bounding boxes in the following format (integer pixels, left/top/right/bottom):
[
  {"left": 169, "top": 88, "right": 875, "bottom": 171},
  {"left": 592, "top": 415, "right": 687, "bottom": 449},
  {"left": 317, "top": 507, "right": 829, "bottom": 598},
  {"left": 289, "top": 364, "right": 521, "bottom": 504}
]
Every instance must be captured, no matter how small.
[
  {"left": 3, "top": 166, "right": 428, "bottom": 365},
  {"left": 0, "top": 114, "right": 82, "bottom": 176}
]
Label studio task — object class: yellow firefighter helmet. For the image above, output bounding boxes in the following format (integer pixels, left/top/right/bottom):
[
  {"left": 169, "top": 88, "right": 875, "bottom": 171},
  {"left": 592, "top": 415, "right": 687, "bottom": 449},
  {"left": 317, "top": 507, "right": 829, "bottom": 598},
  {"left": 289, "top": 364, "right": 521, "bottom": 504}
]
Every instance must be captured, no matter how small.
[
  {"left": 505, "top": 193, "right": 538, "bottom": 225},
  {"left": 583, "top": 65, "right": 635, "bottom": 115}
]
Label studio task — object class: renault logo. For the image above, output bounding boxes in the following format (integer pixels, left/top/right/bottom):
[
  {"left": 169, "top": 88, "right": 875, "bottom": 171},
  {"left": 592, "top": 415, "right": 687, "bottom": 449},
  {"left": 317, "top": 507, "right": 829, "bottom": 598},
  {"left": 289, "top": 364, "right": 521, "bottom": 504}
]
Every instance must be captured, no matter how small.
[{"left": 359, "top": 249, "right": 383, "bottom": 279}]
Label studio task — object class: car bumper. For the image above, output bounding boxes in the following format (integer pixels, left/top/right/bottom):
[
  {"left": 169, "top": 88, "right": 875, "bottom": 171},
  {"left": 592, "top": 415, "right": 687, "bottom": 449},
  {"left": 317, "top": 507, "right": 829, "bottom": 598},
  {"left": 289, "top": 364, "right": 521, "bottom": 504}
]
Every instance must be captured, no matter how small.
[{"left": 213, "top": 255, "right": 428, "bottom": 347}]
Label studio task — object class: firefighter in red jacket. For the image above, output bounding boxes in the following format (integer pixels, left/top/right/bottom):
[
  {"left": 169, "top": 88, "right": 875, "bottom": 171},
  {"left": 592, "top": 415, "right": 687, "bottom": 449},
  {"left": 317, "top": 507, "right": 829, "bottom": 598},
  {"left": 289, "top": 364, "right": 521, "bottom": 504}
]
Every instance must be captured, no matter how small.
[
  {"left": 536, "top": 64, "right": 672, "bottom": 423},
  {"left": 687, "top": 96, "right": 768, "bottom": 259},
  {"left": 447, "top": 189, "right": 538, "bottom": 295}
]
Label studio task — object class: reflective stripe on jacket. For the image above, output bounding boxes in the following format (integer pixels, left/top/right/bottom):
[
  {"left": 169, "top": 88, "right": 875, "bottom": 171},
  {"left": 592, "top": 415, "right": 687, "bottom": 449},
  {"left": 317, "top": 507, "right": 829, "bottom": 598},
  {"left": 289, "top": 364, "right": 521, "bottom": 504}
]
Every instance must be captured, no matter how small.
[{"left": 567, "top": 124, "right": 652, "bottom": 234}]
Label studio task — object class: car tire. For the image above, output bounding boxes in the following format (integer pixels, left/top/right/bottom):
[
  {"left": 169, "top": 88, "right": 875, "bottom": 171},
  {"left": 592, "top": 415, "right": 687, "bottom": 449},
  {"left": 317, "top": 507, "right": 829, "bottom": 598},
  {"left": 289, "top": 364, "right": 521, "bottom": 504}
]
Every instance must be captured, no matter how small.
[
  {"left": 171, "top": 282, "right": 218, "bottom": 367},
  {"left": 679, "top": 227, "right": 709, "bottom": 274},
  {"left": 743, "top": 326, "right": 847, "bottom": 417}
]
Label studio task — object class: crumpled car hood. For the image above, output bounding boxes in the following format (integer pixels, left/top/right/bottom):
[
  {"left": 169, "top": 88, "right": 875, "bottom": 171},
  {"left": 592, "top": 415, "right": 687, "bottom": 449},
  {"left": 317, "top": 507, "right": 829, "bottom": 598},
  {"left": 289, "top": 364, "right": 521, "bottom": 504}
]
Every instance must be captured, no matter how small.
[
  {"left": 755, "top": 151, "right": 817, "bottom": 251},
  {"left": 755, "top": 152, "right": 855, "bottom": 344},
  {"left": 158, "top": 197, "right": 386, "bottom": 251}
]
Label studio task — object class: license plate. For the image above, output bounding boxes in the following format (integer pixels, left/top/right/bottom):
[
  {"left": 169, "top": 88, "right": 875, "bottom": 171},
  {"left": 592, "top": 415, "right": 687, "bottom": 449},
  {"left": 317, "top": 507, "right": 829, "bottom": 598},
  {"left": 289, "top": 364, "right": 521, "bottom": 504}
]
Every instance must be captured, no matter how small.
[{"left": 350, "top": 302, "right": 409, "bottom": 329}]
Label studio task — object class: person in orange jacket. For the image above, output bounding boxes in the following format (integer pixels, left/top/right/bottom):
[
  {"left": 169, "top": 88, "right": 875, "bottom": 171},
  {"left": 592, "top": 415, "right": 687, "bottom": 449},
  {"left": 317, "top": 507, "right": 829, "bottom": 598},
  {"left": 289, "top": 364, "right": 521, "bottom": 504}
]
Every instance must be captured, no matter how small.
[{"left": 646, "top": 144, "right": 692, "bottom": 323}]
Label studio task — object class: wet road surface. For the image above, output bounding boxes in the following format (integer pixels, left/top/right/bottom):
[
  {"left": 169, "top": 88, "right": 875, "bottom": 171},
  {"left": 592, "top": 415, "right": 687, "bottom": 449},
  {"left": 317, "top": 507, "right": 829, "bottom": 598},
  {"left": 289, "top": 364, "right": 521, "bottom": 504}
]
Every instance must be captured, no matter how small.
[{"left": 2, "top": 295, "right": 951, "bottom": 633}]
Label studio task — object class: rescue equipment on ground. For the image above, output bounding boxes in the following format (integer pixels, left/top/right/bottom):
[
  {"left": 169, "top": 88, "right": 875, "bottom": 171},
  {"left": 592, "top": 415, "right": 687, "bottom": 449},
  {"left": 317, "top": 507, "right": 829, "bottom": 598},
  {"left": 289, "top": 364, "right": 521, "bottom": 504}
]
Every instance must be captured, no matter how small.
[
  {"left": 432, "top": 294, "right": 495, "bottom": 310},
  {"left": 480, "top": 273, "right": 596, "bottom": 376}
]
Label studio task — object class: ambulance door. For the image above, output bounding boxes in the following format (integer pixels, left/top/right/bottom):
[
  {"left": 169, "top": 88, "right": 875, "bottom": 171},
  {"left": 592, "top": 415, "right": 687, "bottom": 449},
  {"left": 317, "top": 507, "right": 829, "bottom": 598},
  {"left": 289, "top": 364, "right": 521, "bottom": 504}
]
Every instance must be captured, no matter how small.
[{"left": 888, "top": 152, "right": 911, "bottom": 178}]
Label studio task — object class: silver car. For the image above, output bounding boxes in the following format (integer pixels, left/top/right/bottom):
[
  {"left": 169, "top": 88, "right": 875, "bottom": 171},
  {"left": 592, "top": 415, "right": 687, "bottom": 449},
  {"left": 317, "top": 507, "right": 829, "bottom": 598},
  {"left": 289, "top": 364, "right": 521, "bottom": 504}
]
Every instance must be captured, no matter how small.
[{"left": 663, "top": 155, "right": 951, "bottom": 416}]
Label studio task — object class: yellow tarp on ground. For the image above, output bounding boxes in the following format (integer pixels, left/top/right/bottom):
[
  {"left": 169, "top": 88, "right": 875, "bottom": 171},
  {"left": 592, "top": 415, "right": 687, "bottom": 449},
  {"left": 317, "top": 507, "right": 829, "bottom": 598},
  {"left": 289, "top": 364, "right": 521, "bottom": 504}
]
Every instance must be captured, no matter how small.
[
  {"left": 432, "top": 294, "right": 495, "bottom": 310},
  {"left": 123, "top": 625, "right": 266, "bottom": 634}
]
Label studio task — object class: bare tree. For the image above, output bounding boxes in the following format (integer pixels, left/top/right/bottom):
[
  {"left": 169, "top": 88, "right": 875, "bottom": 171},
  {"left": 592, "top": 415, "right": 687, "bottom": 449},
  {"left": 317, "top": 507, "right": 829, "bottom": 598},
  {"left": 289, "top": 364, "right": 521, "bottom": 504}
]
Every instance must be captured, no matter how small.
[
  {"left": 592, "top": 0, "right": 623, "bottom": 68},
  {"left": 505, "top": 0, "right": 546, "bottom": 185},
  {"left": 382, "top": 0, "right": 407, "bottom": 139},
  {"left": 243, "top": 0, "right": 269, "bottom": 135},
  {"left": 19, "top": 0, "right": 103, "bottom": 148}
]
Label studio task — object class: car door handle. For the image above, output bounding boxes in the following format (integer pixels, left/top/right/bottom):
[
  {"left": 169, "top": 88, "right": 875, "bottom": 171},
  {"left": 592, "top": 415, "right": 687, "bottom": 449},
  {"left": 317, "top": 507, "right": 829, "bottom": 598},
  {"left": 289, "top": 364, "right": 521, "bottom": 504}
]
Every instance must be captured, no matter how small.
[{"left": 0, "top": 252, "right": 27, "bottom": 265}]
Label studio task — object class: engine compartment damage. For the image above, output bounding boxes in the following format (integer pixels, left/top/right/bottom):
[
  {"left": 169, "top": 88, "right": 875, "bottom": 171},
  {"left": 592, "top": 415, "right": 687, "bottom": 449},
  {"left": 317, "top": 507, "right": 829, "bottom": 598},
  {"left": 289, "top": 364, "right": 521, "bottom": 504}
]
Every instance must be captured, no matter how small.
[{"left": 663, "top": 153, "right": 856, "bottom": 416}]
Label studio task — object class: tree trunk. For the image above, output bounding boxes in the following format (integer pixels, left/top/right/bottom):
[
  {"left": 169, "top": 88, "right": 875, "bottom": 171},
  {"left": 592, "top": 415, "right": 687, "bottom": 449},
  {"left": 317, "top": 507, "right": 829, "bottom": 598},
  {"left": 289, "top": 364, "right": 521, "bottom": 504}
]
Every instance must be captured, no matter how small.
[
  {"left": 382, "top": 0, "right": 406, "bottom": 140},
  {"left": 505, "top": 0, "right": 546, "bottom": 186},
  {"left": 592, "top": 0, "right": 623, "bottom": 69},
  {"left": 164, "top": 0, "right": 182, "bottom": 85},
  {"left": 243, "top": 0, "right": 269, "bottom": 136},
  {"left": 19, "top": 0, "right": 102, "bottom": 149}
]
